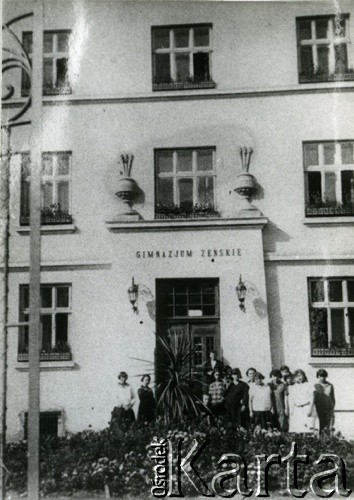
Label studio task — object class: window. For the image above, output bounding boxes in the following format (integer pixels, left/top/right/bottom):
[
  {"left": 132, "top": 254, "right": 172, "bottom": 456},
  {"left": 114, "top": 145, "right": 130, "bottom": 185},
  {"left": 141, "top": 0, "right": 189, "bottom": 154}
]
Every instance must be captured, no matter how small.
[
  {"left": 152, "top": 24, "right": 215, "bottom": 90},
  {"left": 18, "top": 284, "right": 72, "bottom": 362},
  {"left": 155, "top": 147, "right": 218, "bottom": 219},
  {"left": 23, "top": 411, "right": 63, "bottom": 438},
  {"left": 304, "top": 141, "right": 354, "bottom": 216},
  {"left": 22, "top": 30, "right": 71, "bottom": 95},
  {"left": 20, "top": 152, "right": 72, "bottom": 225},
  {"left": 158, "top": 279, "right": 219, "bottom": 319},
  {"left": 309, "top": 278, "right": 354, "bottom": 356},
  {"left": 297, "top": 15, "right": 353, "bottom": 83}
]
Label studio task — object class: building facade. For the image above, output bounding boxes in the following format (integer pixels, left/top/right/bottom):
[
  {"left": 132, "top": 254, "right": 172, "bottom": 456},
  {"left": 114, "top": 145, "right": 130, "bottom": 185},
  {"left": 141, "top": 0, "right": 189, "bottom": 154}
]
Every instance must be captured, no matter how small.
[{"left": 2, "top": 0, "right": 354, "bottom": 440}]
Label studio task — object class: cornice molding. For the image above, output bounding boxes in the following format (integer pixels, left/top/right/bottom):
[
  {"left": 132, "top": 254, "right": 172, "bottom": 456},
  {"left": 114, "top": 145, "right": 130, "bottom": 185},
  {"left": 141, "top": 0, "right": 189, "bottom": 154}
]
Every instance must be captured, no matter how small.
[
  {"left": 106, "top": 216, "right": 268, "bottom": 232},
  {"left": 265, "top": 254, "right": 354, "bottom": 263},
  {"left": 2, "top": 261, "right": 112, "bottom": 272},
  {"left": 3, "top": 83, "right": 354, "bottom": 109}
]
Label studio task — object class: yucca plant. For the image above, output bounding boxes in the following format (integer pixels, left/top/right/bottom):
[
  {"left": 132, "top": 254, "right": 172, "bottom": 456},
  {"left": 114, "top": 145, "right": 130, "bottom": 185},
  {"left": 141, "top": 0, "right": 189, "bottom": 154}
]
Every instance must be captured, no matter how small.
[
  {"left": 132, "top": 333, "right": 205, "bottom": 423},
  {"left": 155, "top": 334, "right": 205, "bottom": 423}
]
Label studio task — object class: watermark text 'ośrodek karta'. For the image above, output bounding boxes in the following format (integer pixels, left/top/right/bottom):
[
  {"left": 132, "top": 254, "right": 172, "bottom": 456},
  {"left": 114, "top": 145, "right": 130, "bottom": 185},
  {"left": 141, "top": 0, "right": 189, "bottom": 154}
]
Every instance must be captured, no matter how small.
[{"left": 149, "top": 438, "right": 352, "bottom": 498}]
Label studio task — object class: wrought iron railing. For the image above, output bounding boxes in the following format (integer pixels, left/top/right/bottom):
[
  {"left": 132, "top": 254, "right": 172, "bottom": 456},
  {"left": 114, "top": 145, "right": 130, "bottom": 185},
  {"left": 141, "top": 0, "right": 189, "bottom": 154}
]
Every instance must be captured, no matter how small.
[
  {"left": 300, "top": 72, "right": 354, "bottom": 84},
  {"left": 153, "top": 80, "right": 216, "bottom": 91},
  {"left": 155, "top": 211, "right": 220, "bottom": 220},
  {"left": 18, "top": 351, "right": 72, "bottom": 362},
  {"left": 22, "top": 83, "right": 72, "bottom": 97},
  {"left": 312, "top": 347, "right": 354, "bottom": 357},
  {"left": 306, "top": 205, "right": 354, "bottom": 217},
  {"left": 20, "top": 212, "right": 73, "bottom": 225}
]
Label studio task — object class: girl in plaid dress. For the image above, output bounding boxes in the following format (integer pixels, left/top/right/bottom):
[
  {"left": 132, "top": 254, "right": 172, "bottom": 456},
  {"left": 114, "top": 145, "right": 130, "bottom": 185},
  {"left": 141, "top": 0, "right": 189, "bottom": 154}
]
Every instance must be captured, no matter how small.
[{"left": 208, "top": 369, "right": 225, "bottom": 417}]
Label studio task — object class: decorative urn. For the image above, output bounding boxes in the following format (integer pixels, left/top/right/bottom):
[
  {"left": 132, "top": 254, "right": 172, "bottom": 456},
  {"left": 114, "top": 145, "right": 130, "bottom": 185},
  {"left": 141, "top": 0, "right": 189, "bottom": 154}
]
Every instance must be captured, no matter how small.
[
  {"left": 234, "top": 147, "right": 259, "bottom": 212},
  {"left": 115, "top": 153, "right": 139, "bottom": 219}
]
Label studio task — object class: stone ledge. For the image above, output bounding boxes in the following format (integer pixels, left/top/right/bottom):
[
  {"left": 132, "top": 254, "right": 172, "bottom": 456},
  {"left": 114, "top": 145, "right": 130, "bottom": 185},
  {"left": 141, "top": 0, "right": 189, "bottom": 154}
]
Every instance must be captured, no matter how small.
[
  {"left": 15, "top": 224, "right": 77, "bottom": 235},
  {"left": 309, "top": 359, "right": 354, "bottom": 368},
  {"left": 15, "top": 361, "right": 79, "bottom": 372},
  {"left": 264, "top": 254, "right": 354, "bottom": 263},
  {"left": 303, "top": 217, "right": 354, "bottom": 226}
]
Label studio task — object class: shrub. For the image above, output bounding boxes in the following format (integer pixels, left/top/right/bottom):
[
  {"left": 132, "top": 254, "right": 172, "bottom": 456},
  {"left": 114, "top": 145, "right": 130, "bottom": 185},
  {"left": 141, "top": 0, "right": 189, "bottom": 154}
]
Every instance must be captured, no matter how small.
[{"left": 4, "top": 419, "right": 354, "bottom": 497}]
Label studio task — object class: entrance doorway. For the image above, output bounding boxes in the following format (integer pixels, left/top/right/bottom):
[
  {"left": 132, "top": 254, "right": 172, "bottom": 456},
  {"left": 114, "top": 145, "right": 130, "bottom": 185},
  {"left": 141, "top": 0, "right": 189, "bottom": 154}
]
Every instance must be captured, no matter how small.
[{"left": 155, "top": 278, "right": 220, "bottom": 394}]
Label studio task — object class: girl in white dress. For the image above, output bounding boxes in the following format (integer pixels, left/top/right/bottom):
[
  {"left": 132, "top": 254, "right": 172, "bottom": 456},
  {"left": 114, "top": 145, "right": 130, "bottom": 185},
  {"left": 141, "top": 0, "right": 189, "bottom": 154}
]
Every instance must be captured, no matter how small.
[{"left": 286, "top": 369, "right": 317, "bottom": 433}]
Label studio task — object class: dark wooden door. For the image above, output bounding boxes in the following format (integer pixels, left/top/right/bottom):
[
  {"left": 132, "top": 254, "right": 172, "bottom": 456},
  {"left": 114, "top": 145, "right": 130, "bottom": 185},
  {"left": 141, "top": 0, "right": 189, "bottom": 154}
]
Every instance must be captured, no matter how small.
[{"left": 155, "top": 278, "right": 220, "bottom": 396}]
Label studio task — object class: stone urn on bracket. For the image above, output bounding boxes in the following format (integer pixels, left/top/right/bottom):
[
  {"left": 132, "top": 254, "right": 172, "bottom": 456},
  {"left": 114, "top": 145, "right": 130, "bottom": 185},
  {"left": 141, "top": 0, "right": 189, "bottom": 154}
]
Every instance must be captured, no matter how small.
[
  {"left": 234, "top": 147, "right": 260, "bottom": 213},
  {"left": 115, "top": 153, "right": 140, "bottom": 220}
]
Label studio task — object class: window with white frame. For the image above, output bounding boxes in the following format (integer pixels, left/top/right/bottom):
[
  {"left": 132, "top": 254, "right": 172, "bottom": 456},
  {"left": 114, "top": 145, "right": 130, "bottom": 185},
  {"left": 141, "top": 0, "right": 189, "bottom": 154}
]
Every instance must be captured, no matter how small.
[
  {"left": 18, "top": 284, "right": 72, "bottom": 361},
  {"left": 155, "top": 147, "right": 218, "bottom": 218},
  {"left": 20, "top": 152, "right": 72, "bottom": 225},
  {"left": 309, "top": 278, "right": 354, "bottom": 356},
  {"left": 22, "top": 30, "right": 71, "bottom": 95},
  {"left": 304, "top": 141, "right": 354, "bottom": 216},
  {"left": 297, "top": 14, "right": 353, "bottom": 82},
  {"left": 152, "top": 25, "right": 215, "bottom": 90}
]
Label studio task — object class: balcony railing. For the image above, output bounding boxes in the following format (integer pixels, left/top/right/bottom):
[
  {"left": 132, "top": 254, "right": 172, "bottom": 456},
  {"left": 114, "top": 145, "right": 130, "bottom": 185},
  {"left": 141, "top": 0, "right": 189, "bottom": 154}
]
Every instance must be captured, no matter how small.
[
  {"left": 306, "top": 204, "right": 354, "bottom": 217},
  {"left": 20, "top": 212, "right": 73, "bottom": 226},
  {"left": 312, "top": 347, "right": 354, "bottom": 357},
  {"left": 153, "top": 80, "right": 216, "bottom": 91},
  {"left": 18, "top": 351, "right": 72, "bottom": 362}
]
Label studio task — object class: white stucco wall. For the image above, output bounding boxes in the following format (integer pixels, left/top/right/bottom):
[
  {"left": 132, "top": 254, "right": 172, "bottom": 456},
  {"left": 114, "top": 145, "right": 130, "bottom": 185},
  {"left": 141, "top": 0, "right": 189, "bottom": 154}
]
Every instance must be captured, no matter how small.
[
  {"left": 3, "top": 0, "right": 354, "bottom": 439},
  {"left": 266, "top": 260, "right": 354, "bottom": 436},
  {"left": 6, "top": 92, "right": 354, "bottom": 260},
  {"left": 3, "top": 0, "right": 354, "bottom": 95},
  {"left": 7, "top": 225, "right": 273, "bottom": 438}
]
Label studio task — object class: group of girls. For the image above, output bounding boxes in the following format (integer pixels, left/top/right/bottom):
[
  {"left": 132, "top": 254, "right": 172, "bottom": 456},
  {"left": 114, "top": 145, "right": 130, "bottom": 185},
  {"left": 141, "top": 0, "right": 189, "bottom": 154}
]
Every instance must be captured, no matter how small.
[
  {"left": 113, "top": 362, "right": 335, "bottom": 434},
  {"left": 205, "top": 362, "right": 335, "bottom": 433}
]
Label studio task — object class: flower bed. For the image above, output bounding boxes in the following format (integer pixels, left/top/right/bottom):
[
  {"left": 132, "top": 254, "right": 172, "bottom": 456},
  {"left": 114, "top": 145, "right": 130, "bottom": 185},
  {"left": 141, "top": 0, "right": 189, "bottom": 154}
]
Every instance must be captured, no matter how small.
[{"left": 4, "top": 419, "right": 354, "bottom": 497}]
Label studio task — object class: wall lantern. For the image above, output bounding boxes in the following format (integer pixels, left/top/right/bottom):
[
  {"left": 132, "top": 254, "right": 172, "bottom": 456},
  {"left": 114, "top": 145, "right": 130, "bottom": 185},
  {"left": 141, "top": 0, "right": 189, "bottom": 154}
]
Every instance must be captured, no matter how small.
[
  {"left": 128, "top": 277, "right": 139, "bottom": 313},
  {"left": 236, "top": 275, "right": 247, "bottom": 311}
]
